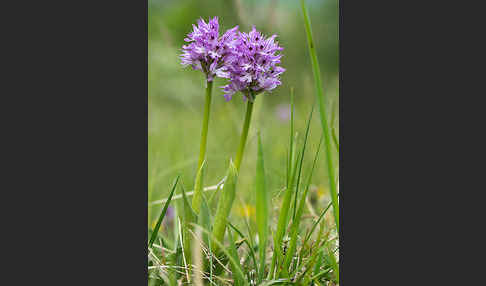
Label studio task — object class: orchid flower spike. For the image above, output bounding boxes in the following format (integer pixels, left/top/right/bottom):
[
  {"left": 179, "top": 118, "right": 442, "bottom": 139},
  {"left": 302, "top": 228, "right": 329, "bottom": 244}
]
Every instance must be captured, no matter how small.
[
  {"left": 221, "top": 26, "right": 285, "bottom": 101},
  {"left": 180, "top": 17, "right": 239, "bottom": 82}
]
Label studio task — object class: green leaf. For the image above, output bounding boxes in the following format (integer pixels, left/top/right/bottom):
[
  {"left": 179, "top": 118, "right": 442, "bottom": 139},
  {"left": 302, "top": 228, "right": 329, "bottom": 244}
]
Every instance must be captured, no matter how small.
[
  {"left": 196, "top": 195, "right": 213, "bottom": 283},
  {"left": 198, "top": 196, "right": 214, "bottom": 283},
  {"left": 292, "top": 104, "right": 314, "bottom": 220},
  {"left": 269, "top": 141, "right": 301, "bottom": 279},
  {"left": 313, "top": 250, "right": 325, "bottom": 276},
  {"left": 228, "top": 227, "right": 245, "bottom": 286},
  {"left": 148, "top": 175, "right": 180, "bottom": 248},
  {"left": 327, "top": 245, "right": 339, "bottom": 283},
  {"left": 311, "top": 229, "right": 331, "bottom": 280},
  {"left": 181, "top": 183, "right": 196, "bottom": 268},
  {"left": 181, "top": 184, "right": 197, "bottom": 221},
  {"left": 287, "top": 87, "right": 295, "bottom": 189},
  {"left": 197, "top": 195, "right": 211, "bottom": 246},
  {"left": 330, "top": 95, "right": 340, "bottom": 154},
  {"left": 294, "top": 219, "right": 328, "bottom": 282},
  {"left": 192, "top": 224, "right": 248, "bottom": 286},
  {"left": 282, "top": 130, "right": 321, "bottom": 274},
  {"left": 211, "top": 160, "right": 238, "bottom": 254},
  {"left": 301, "top": 0, "right": 339, "bottom": 232},
  {"left": 311, "top": 268, "right": 332, "bottom": 281},
  {"left": 303, "top": 201, "right": 332, "bottom": 246},
  {"left": 228, "top": 222, "right": 258, "bottom": 273},
  {"left": 255, "top": 132, "right": 269, "bottom": 283},
  {"left": 191, "top": 160, "right": 206, "bottom": 215}
]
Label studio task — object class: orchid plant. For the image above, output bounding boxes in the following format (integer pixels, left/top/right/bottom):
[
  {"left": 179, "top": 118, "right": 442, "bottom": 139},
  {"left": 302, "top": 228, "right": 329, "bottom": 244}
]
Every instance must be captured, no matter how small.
[
  {"left": 150, "top": 5, "right": 339, "bottom": 284},
  {"left": 180, "top": 18, "right": 285, "bottom": 257}
]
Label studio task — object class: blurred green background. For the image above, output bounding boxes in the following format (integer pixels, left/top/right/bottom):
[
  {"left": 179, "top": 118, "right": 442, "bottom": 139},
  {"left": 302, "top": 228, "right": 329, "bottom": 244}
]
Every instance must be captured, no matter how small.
[{"left": 149, "top": 0, "right": 339, "bottom": 226}]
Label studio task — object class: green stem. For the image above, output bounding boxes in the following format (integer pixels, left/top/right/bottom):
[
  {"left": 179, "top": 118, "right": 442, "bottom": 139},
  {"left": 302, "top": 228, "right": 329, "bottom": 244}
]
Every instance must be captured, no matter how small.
[
  {"left": 187, "top": 80, "right": 213, "bottom": 269},
  {"left": 191, "top": 80, "right": 212, "bottom": 214},
  {"left": 197, "top": 80, "right": 213, "bottom": 171},
  {"left": 234, "top": 98, "right": 254, "bottom": 172},
  {"left": 210, "top": 94, "right": 255, "bottom": 259},
  {"left": 301, "top": 0, "right": 339, "bottom": 232}
]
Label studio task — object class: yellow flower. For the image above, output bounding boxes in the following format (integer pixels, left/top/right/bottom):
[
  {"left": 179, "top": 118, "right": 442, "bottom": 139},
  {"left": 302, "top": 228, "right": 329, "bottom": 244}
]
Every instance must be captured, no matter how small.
[
  {"left": 237, "top": 204, "right": 255, "bottom": 219},
  {"left": 316, "top": 185, "right": 329, "bottom": 201}
]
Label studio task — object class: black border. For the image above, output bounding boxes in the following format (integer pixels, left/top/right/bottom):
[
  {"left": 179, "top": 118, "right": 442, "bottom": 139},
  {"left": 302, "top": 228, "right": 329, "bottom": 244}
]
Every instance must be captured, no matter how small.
[{"left": 4, "top": 0, "right": 149, "bottom": 284}]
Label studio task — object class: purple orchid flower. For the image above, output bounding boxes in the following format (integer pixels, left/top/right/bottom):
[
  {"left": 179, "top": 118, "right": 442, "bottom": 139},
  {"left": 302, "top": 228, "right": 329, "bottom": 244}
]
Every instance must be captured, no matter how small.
[
  {"left": 221, "top": 26, "right": 285, "bottom": 101},
  {"left": 180, "top": 17, "right": 239, "bottom": 82}
]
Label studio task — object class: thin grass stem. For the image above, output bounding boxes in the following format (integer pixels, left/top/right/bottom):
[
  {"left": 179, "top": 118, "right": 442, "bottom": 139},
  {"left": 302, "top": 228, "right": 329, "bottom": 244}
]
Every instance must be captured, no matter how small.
[{"left": 300, "top": 0, "right": 339, "bottom": 232}]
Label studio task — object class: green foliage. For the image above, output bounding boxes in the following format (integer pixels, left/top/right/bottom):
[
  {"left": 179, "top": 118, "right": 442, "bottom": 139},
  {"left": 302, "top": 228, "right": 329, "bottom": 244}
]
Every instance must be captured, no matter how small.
[
  {"left": 148, "top": 0, "right": 339, "bottom": 285},
  {"left": 148, "top": 103, "right": 339, "bottom": 285},
  {"left": 149, "top": 175, "right": 180, "bottom": 247},
  {"left": 300, "top": 0, "right": 339, "bottom": 232},
  {"left": 269, "top": 90, "right": 299, "bottom": 279},
  {"left": 282, "top": 121, "right": 320, "bottom": 276},
  {"left": 192, "top": 160, "right": 206, "bottom": 215},
  {"left": 211, "top": 161, "right": 238, "bottom": 254},
  {"left": 255, "top": 133, "right": 268, "bottom": 283},
  {"left": 227, "top": 228, "right": 246, "bottom": 286}
]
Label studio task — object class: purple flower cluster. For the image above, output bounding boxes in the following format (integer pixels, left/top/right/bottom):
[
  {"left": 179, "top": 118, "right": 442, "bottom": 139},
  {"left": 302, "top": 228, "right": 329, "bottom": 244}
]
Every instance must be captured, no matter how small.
[
  {"left": 180, "top": 17, "right": 239, "bottom": 82},
  {"left": 181, "top": 18, "right": 285, "bottom": 101},
  {"left": 221, "top": 26, "right": 285, "bottom": 101}
]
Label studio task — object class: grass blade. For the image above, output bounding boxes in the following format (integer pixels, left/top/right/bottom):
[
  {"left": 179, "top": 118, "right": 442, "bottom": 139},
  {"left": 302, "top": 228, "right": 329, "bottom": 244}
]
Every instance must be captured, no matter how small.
[
  {"left": 191, "top": 227, "right": 204, "bottom": 286},
  {"left": 197, "top": 196, "right": 214, "bottom": 283},
  {"left": 178, "top": 218, "right": 191, "bottom": 283},
  {"left": 197, "top": 195, "right": 212, "bottom": 245},
  {"left": 292, "top": 104, "right": 314, "bottom": 220},
  {"left": 327, "top": 245, "right": 339, "bottom": 284},
  {"left": 330, "top": 95, "right": 339, "bottom": 154},
  {"left": 211, "top": 160, "right": 238, "bottom": 254},
  {"left": 275, "top": 106, "right": 313, "bottom": 277},
  {"left": 300, "top": 0, "right": 339, "bottom": 232},
  {"left": 255, "top": 132, "right": 269, "bottom": 282},
  {"left": 269, "top": 142, "right": 302, "bottom": 278},
  {"left": 228, "top": 228, "right": 245, "bottom": 286},
  {"left": 149, "top": 175, "right": 180, "bottom": 247},
  {"left": 228, "top": 222, "right": 258, "bottom": 273},
  {"left": 294, "top": 215, "right": 328, "bottom": 282},
  {"left": 311, "top": 268, "right": 332, "bottom": 281},
  {"left": 281, "top": 129, "right": 321, "bottom": 275},
  {"left": 191, "top": 160, "right": 206, "bottom": 215},
  {"left": 332, "top": 127, "right": 339, "bottom": 154},
  {"left": 192, "top": 224, "right": 248, "bottom": 286},
  {"left": 287, "top": 87, "right": 295, "bottom": 189},
  {"left": 181, "top": 183, "right": 197, "bottom": 268},
  {"left": 304, "top": 201, "right": 332, "bottom": 246}
]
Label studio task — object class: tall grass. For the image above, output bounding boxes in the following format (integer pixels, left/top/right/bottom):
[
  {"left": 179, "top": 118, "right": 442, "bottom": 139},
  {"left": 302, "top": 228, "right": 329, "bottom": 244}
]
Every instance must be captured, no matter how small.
[
  {"left": 148, "top": 1, "right": 339, "bottom": 284},
  {"left": 300, "top": 0, "right": 339, "bottom": 232},
  {"left": 148, "top": 175, "right": 180, "bottom": 248},
  {"left": 255, "top": 132, "right": 268, "bottom": 283},
  {"left": 148, "top": 103, "right": 339, "bottom": 285}
]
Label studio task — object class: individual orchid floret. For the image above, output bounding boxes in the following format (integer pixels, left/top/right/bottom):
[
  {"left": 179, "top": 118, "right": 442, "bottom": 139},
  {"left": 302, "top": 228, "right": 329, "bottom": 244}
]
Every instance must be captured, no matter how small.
[
  {"left": 221, "top": 26, "right": 285, "bottom": 101},
  {"left": 180, "top": 17, "right": 239, "bottom": 82}
]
